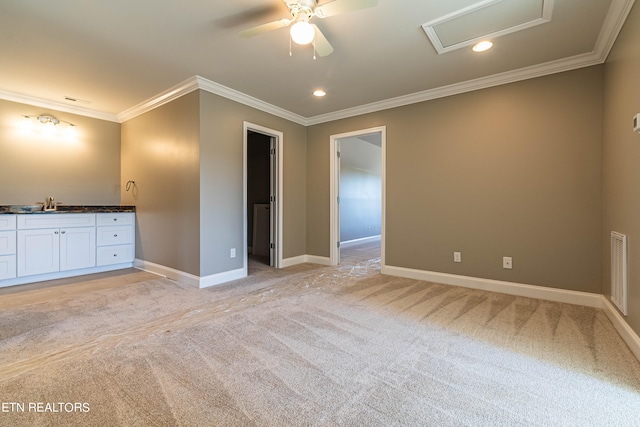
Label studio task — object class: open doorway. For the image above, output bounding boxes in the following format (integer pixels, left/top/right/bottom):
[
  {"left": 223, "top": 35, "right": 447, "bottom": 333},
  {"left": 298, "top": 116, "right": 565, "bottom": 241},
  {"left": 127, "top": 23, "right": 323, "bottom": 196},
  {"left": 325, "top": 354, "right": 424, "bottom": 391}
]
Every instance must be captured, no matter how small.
[
  {"left": 330, "top": 126, "right": 386, "bottom": 266},
  {"left": 243, "top": 122, "right": 283, "bottom": 272}
]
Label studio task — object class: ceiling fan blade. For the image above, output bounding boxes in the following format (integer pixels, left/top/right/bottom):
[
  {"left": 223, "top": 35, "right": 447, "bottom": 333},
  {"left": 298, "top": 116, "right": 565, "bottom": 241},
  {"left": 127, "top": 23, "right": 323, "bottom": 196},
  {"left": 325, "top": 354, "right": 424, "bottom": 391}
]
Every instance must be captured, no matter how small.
[
  {"left": 239, "top": 19, "right": 291, "bottom": 38},
  {"left": 214, "top": 5, "right": 282, "bottom": 29},
  {"left": 312, "top": 24, "right": 334, "bottom": 57},
  {"left": 315, "top": 0, "right": 378, "bottom": 18}
]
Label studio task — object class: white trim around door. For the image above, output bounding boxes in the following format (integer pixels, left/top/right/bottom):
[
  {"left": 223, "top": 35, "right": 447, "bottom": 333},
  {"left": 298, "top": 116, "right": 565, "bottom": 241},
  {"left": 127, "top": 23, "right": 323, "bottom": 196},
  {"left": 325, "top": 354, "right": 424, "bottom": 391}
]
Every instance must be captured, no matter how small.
[
  {"left": 243, "top": 122, "right": 284, "bottom": 272},
  {"left": 329, "top": 126, "right": 386, "bottom": 267}
]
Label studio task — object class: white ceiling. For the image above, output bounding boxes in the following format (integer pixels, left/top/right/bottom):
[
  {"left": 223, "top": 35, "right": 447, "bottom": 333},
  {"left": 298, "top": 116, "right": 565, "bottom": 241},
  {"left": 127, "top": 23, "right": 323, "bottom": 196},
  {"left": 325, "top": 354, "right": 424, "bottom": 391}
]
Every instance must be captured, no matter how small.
[{"left": 0, "top": 0, "right": 635, "bottom": 124}]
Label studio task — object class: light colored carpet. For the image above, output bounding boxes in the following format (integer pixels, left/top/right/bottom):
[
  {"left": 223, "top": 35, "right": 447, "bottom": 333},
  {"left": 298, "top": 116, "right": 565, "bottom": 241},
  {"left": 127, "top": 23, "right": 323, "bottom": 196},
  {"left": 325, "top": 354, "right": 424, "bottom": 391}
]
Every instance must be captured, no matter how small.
[{"left": 1, "top": 240, "right": 640, "bottom": 426}]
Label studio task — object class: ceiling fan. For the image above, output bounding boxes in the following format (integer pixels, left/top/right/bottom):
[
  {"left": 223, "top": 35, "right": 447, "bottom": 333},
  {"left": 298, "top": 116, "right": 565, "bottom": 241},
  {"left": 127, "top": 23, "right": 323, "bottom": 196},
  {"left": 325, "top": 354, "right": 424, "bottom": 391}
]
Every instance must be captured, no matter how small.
[{"left": 239, "top": 0, "right": 379, "bottom": 57}]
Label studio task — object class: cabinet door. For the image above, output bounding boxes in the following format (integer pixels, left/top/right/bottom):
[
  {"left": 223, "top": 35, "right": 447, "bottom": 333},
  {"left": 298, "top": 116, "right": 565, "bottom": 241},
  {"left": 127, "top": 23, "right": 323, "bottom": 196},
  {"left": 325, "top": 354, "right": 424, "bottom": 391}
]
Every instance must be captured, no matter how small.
[
  {"left": 0, "top": 255, "right": 16, "bottom": 280},
  {"left": 17, "top": 229, "right": 60, "bottom": 277},
  {"left": 60, "top": 227, "right": 96, "bottom": 271},
  {"left": 0, "top": 231, "right": 16, "bottom": 255},
  {"left": 0, "top": 216, "right": 17, "bottom": 231}
]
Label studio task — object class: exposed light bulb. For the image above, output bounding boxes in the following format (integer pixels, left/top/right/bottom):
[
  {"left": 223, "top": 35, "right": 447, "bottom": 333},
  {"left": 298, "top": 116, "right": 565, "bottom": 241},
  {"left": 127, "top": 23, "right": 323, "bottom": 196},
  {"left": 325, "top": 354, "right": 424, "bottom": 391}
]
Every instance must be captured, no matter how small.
[
  {"left": 21, "top": 115, "right": 35, "bottom": 132},
  {"left": 472, "top": 41, "right": 493, "bottom": 52},
  {"left": 290, "top": 21, "right": 315, "bottom": 45},
  {"left": 43, "top": 120, "right": 56, "bottom": 135},
  {"left": 65, "top": 124, "right": 77, "bottom": 139}
]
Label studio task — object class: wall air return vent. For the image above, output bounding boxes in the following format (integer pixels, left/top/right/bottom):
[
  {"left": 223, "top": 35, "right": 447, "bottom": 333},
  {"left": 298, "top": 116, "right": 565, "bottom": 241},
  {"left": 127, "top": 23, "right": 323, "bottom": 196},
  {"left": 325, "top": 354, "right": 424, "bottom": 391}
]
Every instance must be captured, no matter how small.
[
  {"left": 422, "top": 0, "right": 554, "bottom": 54},
  {"left": 611, "top": 231, "right": 628, "bottom": 316}
]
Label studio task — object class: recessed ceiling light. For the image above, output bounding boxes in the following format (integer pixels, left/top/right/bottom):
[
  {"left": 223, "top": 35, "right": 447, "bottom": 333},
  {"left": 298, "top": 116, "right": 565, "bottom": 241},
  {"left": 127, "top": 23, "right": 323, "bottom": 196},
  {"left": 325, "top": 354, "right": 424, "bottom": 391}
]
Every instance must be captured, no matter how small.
[
  {"left": 313, "top": 89, "right": 326, "bottom": 97},
  {"left": 472, "top": 41, "right": 493, "bottom": 52}
]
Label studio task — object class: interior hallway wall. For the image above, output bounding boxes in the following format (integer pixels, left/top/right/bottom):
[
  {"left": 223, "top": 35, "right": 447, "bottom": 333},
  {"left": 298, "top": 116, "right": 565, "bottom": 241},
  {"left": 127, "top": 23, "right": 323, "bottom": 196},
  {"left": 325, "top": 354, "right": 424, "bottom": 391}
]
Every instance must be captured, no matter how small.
[
  {"left": 308, "top": 66, "right": 603, "bottom": 293},
  {"left": 603, "top": 2, "right": 640, "bottom": 336},
  {"left": 199, "top": 91, "right": 307, "bottom": 276},
  {"left": 121, "top": 89, "right": 306, "bottom": 279},
  {"left": 121, "top": 91, "right": 201, "bottom": 276}
]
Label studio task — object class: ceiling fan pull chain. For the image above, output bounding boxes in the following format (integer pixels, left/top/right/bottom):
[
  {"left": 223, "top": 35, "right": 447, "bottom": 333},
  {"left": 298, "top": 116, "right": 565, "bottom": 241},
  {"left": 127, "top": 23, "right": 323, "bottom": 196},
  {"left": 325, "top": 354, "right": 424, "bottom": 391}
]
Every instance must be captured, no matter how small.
[
  {"left": 313, "top": 37, "right": 316, "bottom": 60},
  {"left": 289, "top": 36, "right": 292, "bottom": 56}
]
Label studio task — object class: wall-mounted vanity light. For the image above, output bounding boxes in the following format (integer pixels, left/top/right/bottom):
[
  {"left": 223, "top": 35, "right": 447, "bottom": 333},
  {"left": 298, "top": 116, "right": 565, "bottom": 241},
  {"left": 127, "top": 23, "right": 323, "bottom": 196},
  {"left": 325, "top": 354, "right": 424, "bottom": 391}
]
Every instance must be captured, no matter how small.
[{"left": 22, "top": 114, "right": 77, "bottom": 138}]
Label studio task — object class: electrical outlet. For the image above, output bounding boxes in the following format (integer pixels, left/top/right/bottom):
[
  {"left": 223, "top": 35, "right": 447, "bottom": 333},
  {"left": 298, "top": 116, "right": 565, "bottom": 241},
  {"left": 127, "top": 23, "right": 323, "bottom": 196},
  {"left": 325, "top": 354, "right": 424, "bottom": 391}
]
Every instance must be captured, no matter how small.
[
  {"left": 454, "top": 252, "right": 461, "bottom": 263},
  {"left": 503, "top": 256, "right": 512, "bottom": 269},
  {"left": 230, "top": 248, "right": 236, "bottom": 258}
]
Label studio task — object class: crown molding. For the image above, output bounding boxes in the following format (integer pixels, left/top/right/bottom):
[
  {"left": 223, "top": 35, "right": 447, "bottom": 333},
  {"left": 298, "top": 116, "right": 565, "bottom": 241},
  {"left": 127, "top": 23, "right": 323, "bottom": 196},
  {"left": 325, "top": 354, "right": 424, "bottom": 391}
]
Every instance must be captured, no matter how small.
[
  {"left": 305, "top": 0, "right": 634, "bottom": 125},
  {"left": 594, "top": 0, "right": 636, "bottom": 61},
  {"left": 2, "top": 0, "right": 633, "bottom": 127},
  {"left": 0, "top": 89, "right": 119, "bottom": 122},
  {"left": 117, "top": 75, "right": 307, "bottom": 125},
  {"left": 117, "top": 76, "right": 200, "bottom": 122},
  {"left": 194, "top": 77, "right": 307, "bottom": 125},
  {"left": 305, "top": 51, "right": 603, "bottom": 125}
]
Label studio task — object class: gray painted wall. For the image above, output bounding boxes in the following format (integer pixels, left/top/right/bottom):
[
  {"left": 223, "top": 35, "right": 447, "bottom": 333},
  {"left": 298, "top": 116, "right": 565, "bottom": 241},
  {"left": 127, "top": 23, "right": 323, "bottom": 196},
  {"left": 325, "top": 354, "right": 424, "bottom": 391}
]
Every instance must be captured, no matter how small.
[
  {"left": 121, "top": 91, "right": 201, "bottom": 276},
  {"left": 0, "top": 99, "right": 121, "bottom": 205},
  {"left": 120, "top": 90, "right": 308, "bottom": 278},
  {"left": 308, "top": 66, "right": 603, "bottom": 293},
  {"left": 603, "top": 2, "right": 640, "bottom": 336},
  {"left": 198, "top": 91, "right": 307, "bottom": 276}
]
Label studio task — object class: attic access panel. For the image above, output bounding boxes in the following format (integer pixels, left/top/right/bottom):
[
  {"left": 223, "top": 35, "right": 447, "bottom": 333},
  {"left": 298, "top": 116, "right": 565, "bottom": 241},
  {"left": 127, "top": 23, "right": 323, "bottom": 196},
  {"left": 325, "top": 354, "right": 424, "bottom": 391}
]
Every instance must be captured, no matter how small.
[{"left": 422, "top": 0, "right": 554, "bottom": 54}]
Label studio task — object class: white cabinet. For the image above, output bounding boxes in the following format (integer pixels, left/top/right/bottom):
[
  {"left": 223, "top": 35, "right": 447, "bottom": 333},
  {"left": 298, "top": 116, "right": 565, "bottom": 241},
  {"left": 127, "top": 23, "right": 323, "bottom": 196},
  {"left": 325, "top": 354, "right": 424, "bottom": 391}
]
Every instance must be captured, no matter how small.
[
  {"left": 60, "top": 227, "right": 96, "bottom": 271},
  {"left": 0, "top": 231, "right": 16, "bottom": 254},
  {"left": 1, "top": 211, "right": 134, "bottom": 287},
  {"left": 0, "top": 216, "right": 17, "bottom": 230},
  {"left": 96, "top": 213, "right": 135, "bottom": 266},
  {"left": 16, "top": 214, "right": 96, "bottom": 277},
  {"left": 0, "top": 216, "right": 17, "bottom": 280},
  {"left": 17, "top": 228, "right": 60, "bottom": 276}
]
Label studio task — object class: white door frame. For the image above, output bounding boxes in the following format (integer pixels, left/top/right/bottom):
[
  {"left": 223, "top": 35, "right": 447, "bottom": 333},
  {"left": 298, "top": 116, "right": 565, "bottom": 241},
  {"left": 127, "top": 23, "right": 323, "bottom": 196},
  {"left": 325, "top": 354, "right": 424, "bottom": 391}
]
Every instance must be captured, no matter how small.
[
  {"left": 329, "top": 126, "right": 386, "bottom": 266},
  {"left": 243, "top": 122, "right": 283, "bottom": 271}
]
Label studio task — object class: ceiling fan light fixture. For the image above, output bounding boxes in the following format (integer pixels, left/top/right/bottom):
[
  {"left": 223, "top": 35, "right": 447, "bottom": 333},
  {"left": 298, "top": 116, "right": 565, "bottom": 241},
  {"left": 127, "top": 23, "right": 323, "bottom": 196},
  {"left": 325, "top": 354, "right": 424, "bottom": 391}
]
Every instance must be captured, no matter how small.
[
  {"left": 290, "top": 21, "right": 315, "bottom": 45},
  {"left": 472, "top": 40, "right": 493, "bottom": 52}
]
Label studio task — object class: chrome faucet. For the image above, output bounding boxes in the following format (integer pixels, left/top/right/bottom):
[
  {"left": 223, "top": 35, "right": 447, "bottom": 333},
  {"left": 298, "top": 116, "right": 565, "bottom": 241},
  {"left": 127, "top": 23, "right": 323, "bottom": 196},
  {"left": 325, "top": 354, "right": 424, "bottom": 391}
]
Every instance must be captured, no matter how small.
[{"left": 45, "top": 196, "right": 55, "bottom": 210}]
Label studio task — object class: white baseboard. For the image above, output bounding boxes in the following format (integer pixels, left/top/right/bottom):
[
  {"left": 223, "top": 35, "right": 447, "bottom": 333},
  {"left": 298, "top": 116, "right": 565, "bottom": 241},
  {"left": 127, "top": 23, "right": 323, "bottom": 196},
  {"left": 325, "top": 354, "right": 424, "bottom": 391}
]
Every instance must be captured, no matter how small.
[
  {"left": 305, "top": 255, "right": 332, "bottom": 266},
  {"left": 135, "top": 259, "right": 247, "bottom": 288},
  {"left": 281, "top": 255, "right": 332, "bottom": 268},
  {"left": 341, "top": 235, "right": 381, "bottom": 247},
  {"left": 199, "top": 268, "right": 246, "bottom": 288},
  {"left": 382, "top": 265, "right": 603, "bottom": 308},
  {"left": 137, "top": 254, "right": 334, "bottom": 287},
  {"left": 382, "top": 264, "right": 640, "bottom": 361},
  {"left": 134, "top": 259, "right": 199, "bottom": 287},
  {"left": 600, "top": 296, "right": 640, "bottom": 361},
  {"left": 280, "top": 255, "right": 308, "bottom": 268},
  {"left": 0, "top": 263, "right": 134, "bottom": 288}
]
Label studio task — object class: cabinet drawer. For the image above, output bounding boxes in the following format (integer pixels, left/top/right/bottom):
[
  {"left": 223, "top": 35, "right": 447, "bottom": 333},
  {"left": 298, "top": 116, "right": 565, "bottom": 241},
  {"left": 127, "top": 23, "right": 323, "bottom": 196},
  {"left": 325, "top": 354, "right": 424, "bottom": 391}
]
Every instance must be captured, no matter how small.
[
  {"left": 18, "top": 214, "right": 95, "bottom": 230},
  {"left": 0, "top": 216, "right": 17, "bottom": 231},
  {"left": 96, "top": 213, "right": 134, "bottom": 226},
  {"left": 96, "top": 226, "right": 134, "bottom": 246},
  {"left": 97, "top": 245, "right": 134, "bottom": 266},
  {"left": 0, "top": 231, "right": 16, "bottom": 255},
  {"left": 0, "top": 255, "right": 16, "bottom": 280}
]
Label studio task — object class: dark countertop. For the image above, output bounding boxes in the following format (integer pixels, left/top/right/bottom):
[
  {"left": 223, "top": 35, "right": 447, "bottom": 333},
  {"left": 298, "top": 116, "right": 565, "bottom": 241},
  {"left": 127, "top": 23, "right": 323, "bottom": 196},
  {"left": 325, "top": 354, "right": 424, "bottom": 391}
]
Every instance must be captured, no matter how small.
[{"left": 0, "top": 205, "right": 136, "bottom": 214}]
